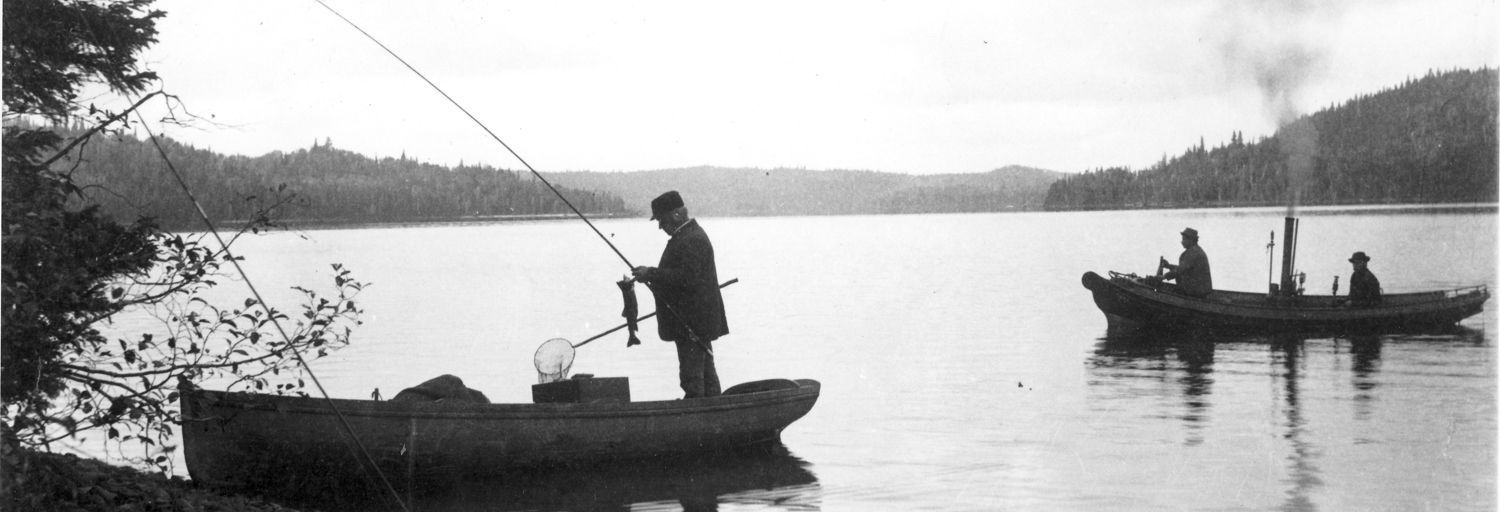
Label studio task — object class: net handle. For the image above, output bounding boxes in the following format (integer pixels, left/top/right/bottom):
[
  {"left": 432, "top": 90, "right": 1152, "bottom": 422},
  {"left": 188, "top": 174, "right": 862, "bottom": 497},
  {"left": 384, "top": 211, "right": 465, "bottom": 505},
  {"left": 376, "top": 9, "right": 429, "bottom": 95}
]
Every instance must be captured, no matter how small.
[
  {"left": 531, "top": 278, "right": 738, "bottom": 381},
  {"left": 573, "top": 278, "right": 739, "bottom": 349}
]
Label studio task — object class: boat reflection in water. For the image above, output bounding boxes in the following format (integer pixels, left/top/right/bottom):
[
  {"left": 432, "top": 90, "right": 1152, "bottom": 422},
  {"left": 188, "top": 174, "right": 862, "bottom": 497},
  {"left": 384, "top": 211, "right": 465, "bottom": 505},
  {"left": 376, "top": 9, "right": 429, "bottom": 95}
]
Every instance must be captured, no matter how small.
[
  {"left": 1086, "top": 326, "right": 1485, "bottom": 511},
  {"left": 293, "top": 441, "right": 821, "bottom": 512},
  {"left": 1089, "top": 329, "right": 1218, "bottom": 445}
]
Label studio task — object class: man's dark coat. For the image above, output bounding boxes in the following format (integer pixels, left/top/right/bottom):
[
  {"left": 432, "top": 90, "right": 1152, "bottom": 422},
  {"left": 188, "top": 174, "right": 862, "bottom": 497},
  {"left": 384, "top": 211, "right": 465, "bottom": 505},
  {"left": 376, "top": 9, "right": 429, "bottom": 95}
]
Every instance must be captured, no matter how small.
[{"left": 647, "top": 219, "right": 728, "bottom": 342}]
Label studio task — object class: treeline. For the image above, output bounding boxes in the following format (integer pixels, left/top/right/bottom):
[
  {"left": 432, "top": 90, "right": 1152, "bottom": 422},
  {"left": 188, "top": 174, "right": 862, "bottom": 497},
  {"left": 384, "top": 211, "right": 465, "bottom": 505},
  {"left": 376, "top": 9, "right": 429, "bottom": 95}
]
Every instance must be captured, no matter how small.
[
  {"left": 1044, "top": 68, "right": 1498, "bottom": 210},
  {"left": 53, "top": 133, "right": 631, "bottom": 229},
  {"left": 51, "top": 129, "right": 1059, "bottom": 228},
  {"left": 552, "top": 165, "right": 1063, "bottom": 218}
]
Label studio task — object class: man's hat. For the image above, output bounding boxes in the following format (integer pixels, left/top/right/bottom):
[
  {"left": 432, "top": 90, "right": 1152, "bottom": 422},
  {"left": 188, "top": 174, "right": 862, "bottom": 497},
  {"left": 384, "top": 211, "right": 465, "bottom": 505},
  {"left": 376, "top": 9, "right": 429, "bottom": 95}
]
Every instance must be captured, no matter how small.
[
  {"left": 1349, "top": 251, "right": 1371, "bottom": 263},
  {"left": 649, "top": 190, "right": 684, "bottom": 221},
  {"left": 1180, "top": 227, "right": 1199, "bottom": 239}
]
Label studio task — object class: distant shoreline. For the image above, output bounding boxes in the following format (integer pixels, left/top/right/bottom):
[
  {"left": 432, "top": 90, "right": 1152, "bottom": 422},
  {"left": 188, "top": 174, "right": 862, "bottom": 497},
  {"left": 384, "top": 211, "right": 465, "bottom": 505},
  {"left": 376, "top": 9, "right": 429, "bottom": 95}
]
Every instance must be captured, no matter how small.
[
  {"left": 173, "top": 202, "right": 1499, "bottom": 234},
  {"left": 1044, "top": 200, "right": 1499, "bottom": 213},
  {"left": 1047, "top": 202, "right": 1499, "bottom": 216},
  {"left": 198, "top": 212, "right": 636, "bottom": 232}
]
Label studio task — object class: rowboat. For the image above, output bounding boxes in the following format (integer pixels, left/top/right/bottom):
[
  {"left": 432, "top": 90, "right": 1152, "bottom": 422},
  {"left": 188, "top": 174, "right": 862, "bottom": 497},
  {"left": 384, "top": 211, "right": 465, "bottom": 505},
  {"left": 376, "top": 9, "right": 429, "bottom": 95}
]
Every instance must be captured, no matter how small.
[
  {"left": 179, "top": 378, "right": 820, "bottom": 495},
  {"left": 1081, "top": 270, "right": 1489, "bottom": 334}
]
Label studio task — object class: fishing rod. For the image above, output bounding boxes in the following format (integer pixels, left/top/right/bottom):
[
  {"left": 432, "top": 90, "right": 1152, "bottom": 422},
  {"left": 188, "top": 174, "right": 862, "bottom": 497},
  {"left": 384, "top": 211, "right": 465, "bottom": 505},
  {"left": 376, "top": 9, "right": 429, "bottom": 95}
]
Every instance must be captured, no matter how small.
[
  {"left": 313, "top": 1, "right": 717, "bottom": 353},
  {"left": 311, "top": 0, "right": 634, "bottom": 268}
]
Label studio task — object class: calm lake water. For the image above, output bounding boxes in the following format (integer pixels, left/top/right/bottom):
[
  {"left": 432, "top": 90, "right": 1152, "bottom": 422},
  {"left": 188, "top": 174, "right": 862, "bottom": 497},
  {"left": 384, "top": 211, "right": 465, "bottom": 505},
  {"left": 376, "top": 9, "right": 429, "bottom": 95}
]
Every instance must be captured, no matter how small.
[{"left": 88, "top": 206, "right": 1496, "bottom": 511}]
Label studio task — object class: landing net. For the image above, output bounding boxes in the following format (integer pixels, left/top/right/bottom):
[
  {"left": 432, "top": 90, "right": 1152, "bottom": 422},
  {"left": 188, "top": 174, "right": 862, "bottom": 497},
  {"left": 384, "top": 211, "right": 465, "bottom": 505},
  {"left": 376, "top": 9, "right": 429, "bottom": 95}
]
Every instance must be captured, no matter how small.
[{"left": 534, "top": 337, "right": 575, "bottom": 383}]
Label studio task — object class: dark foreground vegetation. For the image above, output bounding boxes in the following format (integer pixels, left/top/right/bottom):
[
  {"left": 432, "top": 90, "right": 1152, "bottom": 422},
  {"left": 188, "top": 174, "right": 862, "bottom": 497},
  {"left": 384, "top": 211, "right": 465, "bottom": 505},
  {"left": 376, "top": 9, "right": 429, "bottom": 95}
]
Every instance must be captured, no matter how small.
[
  {"left": 2, "top": 447, "right": 302, "bottom": 512},
  {"left": 1045, "top": 68, "right": 1498, "bottom": 210},
  {"left": 5, "top": 1, "right": 359, "bottom": 510}
]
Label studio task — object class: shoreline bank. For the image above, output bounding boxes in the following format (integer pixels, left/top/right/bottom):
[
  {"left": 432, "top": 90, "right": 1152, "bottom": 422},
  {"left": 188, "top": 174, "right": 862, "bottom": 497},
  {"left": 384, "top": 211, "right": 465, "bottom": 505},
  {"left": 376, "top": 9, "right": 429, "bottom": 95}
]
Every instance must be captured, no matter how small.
[{"left": 3, "top": 447, "right": 303, "bottom": 512}]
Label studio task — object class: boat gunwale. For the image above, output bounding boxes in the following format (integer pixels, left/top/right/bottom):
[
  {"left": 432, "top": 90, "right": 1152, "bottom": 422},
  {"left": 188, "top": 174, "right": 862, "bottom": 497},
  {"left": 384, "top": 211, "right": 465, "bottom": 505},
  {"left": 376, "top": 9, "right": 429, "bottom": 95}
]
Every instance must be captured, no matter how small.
[
  {"left": 184, "top": 379, "right": 821, "bottom": 421},
  {"left": 1102, "top": 271, "right": 1489, "bottom": 316}
]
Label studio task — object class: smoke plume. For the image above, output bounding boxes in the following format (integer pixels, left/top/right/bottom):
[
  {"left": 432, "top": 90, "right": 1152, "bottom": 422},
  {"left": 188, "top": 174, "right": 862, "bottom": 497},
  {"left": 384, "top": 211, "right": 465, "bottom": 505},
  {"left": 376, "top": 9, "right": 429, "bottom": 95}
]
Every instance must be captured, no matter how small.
[{"left": 1206, "top": 0, "right": 1338, "bottom": 215}]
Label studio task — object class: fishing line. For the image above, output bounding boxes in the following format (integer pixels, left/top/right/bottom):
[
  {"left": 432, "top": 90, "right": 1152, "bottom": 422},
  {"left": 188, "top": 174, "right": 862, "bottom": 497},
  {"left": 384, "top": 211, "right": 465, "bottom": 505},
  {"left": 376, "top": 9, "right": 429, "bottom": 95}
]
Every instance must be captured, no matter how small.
[
  {"left": 312, "top": 0, "right": 718, "bottom": 355},
  {"left": 312, "top": 0, "right": 635, "bottom": 269},
  {"left": 131, "top": 106, "right": 411, "bottom": 512}
]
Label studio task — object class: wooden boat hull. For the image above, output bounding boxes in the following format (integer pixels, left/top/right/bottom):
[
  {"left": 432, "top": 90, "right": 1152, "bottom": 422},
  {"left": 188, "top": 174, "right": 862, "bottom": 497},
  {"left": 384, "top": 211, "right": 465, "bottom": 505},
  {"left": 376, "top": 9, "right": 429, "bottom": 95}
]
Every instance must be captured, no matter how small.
[
  {"left": 289, "top": 442, "right": 819, "bottom": 511},
  {"left": 1081, "top": 271, "right": 1489, "bottom": 334},
  {"left": 179, "top": 378, "right": 820, "bottom": 493}
]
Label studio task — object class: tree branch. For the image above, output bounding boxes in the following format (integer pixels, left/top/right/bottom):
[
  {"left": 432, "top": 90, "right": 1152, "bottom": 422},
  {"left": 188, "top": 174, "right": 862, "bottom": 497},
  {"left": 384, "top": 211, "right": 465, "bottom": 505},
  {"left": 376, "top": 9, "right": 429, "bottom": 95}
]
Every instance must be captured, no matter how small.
[
  {"left": 38, "top": 91, "right": 163, "bottom": 169},
  {"left": 59, "top": 344, "right": 302, "bottom": 380}
]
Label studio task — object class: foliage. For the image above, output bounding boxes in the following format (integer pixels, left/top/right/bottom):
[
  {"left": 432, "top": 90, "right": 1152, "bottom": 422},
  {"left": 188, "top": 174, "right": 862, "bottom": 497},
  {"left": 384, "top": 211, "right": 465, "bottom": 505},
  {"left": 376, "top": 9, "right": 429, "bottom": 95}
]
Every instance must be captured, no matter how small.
[
  {"left": 2, "top": 0, "right": 365, "bottom": 477},
  {"left": 1043, "top": 68, "right": 1499, "bottom": 210},
  {"left": 3, "top": 0, "right": 162, "bottom": 119},
  {"left": 2, "top": 127, "right": 159, "bottom": 435}
]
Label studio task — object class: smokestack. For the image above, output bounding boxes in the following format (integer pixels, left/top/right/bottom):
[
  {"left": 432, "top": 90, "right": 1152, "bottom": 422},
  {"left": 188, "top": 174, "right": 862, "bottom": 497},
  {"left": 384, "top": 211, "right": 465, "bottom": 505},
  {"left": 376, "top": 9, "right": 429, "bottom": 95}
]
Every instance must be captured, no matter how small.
[
  {"left": 1199, "top": 2, "right": 1331, "bottom": 298},
  {"left": 1279, "top": 216, "right": 1298, "bottom": 297}
]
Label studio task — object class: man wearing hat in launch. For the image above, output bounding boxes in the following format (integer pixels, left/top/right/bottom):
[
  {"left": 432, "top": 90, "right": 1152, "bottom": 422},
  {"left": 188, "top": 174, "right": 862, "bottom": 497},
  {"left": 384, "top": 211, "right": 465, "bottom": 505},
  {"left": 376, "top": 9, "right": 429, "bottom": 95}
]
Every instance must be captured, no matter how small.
[
  {"left": 1160, "top": 227, "right": 1214, "bottom": 298},
  {"left": 1347, "top": 251, "right": 1382, "bottom": 307},
  {"left": 631, "top": 191, "right": 729, "bottom": 399}
]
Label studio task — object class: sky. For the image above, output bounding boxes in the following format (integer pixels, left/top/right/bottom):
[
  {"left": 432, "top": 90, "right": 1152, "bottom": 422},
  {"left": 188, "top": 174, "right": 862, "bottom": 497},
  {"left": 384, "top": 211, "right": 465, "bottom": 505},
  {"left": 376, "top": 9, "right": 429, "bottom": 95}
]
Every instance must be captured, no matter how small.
[{"left": 116, "top": 0, "right": 1497, "bottom": 175}]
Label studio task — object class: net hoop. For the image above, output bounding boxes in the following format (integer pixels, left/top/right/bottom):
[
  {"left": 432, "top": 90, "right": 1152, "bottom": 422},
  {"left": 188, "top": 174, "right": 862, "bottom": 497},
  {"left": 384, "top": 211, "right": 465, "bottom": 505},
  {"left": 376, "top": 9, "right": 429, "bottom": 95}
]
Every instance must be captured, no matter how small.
[{"left": 534, "top": 337, "right": 575, "bottom": 383}]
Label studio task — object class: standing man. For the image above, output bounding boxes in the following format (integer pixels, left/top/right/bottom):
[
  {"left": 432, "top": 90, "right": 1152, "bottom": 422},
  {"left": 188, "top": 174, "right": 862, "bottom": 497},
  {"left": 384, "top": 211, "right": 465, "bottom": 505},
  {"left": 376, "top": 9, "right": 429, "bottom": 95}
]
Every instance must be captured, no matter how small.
[
  {"left": 1160, "top": 227, "right": 1214, "bottom": 298},
  {"left": 1347, "top": 251, "right": 1382, "bottom": 307},
  {"left": 631, "top": 191, "right": 728, "bottom": 399}
]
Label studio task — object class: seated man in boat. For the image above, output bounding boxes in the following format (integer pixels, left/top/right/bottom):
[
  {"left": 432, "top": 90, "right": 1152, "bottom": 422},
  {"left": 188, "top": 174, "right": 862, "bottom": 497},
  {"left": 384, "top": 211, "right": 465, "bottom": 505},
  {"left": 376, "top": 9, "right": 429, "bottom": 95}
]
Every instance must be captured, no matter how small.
[
  {"left": 1347, "top": 251, "right": 1382, "bottom": 307},
  {"left": 632, "top": 191, "right": 729, "bottom": 399},
  {"left": 1158, "top": 227, "right": 1214, "bottom": 298}
]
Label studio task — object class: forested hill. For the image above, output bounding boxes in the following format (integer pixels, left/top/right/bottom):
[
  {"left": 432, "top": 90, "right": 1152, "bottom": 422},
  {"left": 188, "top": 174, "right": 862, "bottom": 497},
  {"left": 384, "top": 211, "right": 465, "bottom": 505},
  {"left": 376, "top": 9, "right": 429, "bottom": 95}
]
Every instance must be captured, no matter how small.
[
  {"left": 550, "top": 165, "right": 1064, "bottom": 218},
  {"left": 56, "top": 128, "right": 1064, "bottom": 226},
  {"left": 1044, "top": 68, "right": 1499, "bottom": 210},
  {"left": 57, "top": 134, "right": 631, "bottom": 229}
]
